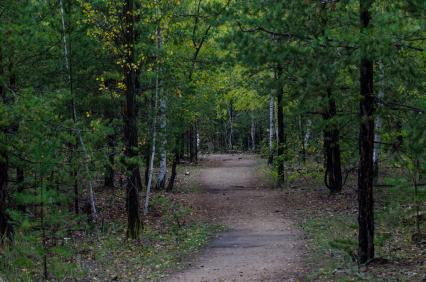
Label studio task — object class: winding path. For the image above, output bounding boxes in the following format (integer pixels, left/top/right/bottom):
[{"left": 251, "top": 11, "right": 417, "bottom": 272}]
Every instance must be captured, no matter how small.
[{"left": 167, "top": 154, "right": 305, "bottom": 282}]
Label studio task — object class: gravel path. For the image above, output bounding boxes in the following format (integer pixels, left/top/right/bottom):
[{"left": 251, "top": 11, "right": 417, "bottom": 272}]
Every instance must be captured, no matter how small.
[{"left": 166, "top": 154, "right": 305, "bottom": 282}]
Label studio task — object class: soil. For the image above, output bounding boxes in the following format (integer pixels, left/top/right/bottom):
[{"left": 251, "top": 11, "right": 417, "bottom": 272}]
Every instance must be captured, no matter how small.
[{"left": 166, "top": 154, "right": 306, "bottom": 282}]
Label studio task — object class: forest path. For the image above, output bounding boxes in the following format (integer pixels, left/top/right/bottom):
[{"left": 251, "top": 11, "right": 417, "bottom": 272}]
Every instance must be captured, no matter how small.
[{"left": 166, "top": 154, "right": 305, "bottom": 282}]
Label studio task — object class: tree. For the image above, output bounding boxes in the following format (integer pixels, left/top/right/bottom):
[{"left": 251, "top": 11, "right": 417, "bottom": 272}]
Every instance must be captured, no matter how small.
[
  {"left": 275, "top": 65, "right": 285, "bottom": 186},
  {"left": 122, "top": 0, "right": 143, "bottom": 239},
  {"left": 358, "top": 0, "right": 375, "bottom": 264}
]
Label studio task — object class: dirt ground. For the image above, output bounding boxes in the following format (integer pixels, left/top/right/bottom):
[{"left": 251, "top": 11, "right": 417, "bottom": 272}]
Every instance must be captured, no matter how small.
[{"left": 166, "top": 154, "right": 307, "bottom": 282}]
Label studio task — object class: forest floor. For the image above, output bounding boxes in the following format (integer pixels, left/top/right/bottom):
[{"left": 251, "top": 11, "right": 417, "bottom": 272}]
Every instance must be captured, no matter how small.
[
  {"left": 165, "top": 154, "right": 307, "bottom": 281},
  {"left": 19, "top": 153, "right": 421, "bottom": 281}
]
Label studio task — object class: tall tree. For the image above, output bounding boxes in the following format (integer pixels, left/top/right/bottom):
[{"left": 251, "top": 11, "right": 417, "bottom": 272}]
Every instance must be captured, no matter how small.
[
  {"left": 268, "top": 91, "right": 274, "bottom": 165},
  {"left": 276, "top": 65, "right": 285, "bottom": 186},
  {"left": 123, "top": 0, "right": 142, "bottom": 239},
  {"left": 358, "top": 0, "right": 375, "bottom": 264},
  {"left": 323, "top": 88, "right": 343, "bottom": 194}
]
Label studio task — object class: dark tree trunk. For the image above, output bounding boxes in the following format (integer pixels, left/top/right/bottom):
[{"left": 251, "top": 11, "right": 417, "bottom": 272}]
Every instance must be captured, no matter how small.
[
  {"left": 189, "top": 126, "right": 195, "bottom": 162},
  {"left": 193, "top": 123, "right": 198, "bottom": 163},
  {"left": 276, "top": 65, "right": 285, "bottom": 186},
  {"left": 16, "top": 168, "right": 26, "bottom": 212},
  {"left": 123, "top": 0, "right": 142, "bottom": 239},
  {"left": 167, "top": 147, "right": 179, "bottom": 192},
  {"left": 73, "top": 171, "right": 79, "bottom": 214},
  {"left": 16, "top": 168, "right": 24, "bottom": 185},
  {"left": 144, "top": 144, "right": 150, "bottom": 186},
  {"left": 322, "top": 88, "right": 343, "bottom": 194},
  {"left": 358, "top": 0, "right": 375, "bottom": 264},
  {"left": 179, "top": 133, "right": 185, "bottom": 163},
  {"left": 104, "top": 164, "right": 114, "bottom": 188}
]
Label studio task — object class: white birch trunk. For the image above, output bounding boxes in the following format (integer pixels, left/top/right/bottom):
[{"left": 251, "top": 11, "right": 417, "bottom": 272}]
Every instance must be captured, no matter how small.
[
  {"left": 144, "top": 25, "right": 161, "bottom": 215},
  {"left": 304, "top": 119, "right": 312, "bottom": 149},
  {"left": 60, "top": 0, "right": 97, "bottom": 220},
  {"left": 197, "top": 131, "right": 200, "bottom": 150},
  {"left": 275, "top": 100, "right": 279, "bottom": 150}
]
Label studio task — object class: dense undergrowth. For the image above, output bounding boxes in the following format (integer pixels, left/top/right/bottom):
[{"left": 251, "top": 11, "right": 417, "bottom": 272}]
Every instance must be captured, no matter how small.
[{"left": 0, "top": 189, "right": 221, "bottom": 281}]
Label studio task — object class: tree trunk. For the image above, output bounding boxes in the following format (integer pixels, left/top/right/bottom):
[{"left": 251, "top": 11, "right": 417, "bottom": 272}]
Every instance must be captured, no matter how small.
[
  {"left": 358, "top": 0, "right": 375, "bottom": 264},
  {"left": 60, "top": 0, "right": 98, "bottom": 221},
  {"left": 144, "top": 23, "right": 162, "bottom": 216},
  {"left": 268, "top": 92, "right": 274, "bottom": 165},
  {"left": 304, "top": 119, "right": 311, "bottom": 152},
  {"left": 179, "top": 133, "right": 185, "bottom": 162},
  {"left": 276, "top": 65, "right": 285, "bottom": 186},
  {"left": 144, "top": 144, "right": 150, "bottom": 186},
  {"left": 195, "top": 123, "right": 199, "bottom": 161},
  {"left": 156, "top": 28, "right": 167, "bottom": 190},
  {"left": 167, "top": 147, "right": 179, "bottom": 192},
  {"left": 373, "top": 63, "right": 384, "bottom": 181},
  {"left": 251, "top": 112, "right": 256, "bottom": 151},
  {"left": 323, "top": 88, "right": 343, "bottom": 194},
  {"left": 194, "top": 123, "right": 199, "bottom": 162},
  {"left": 73, "top": 170, "right": 79, "bottom": 214},
  {"left": 123, "top": 0, "right": 142, "bottom": 238},
  {"left": 189, "top": 127, "right": 194, "bottom": 161},
  {"left": 228, "top": 102, "right": 234, "bottom": 151}
]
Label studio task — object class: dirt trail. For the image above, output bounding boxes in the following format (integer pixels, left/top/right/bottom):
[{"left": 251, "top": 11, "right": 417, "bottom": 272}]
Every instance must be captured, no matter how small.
[{"left": 166, "top": 154, "right": 305, "bottom": 282}]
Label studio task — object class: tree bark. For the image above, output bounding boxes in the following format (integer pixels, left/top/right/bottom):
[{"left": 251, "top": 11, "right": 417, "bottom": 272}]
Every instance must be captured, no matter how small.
[
  {"left": 276, "top": 65, "right": 285, "bottom": 186},
  {"left": 167, "top": 147, "right": 179, "bottom": 192},
  {"left": 304, "top": 119, "right": 311, "bottom": 153},
  {"left": 373, "top": 63, "right": 384, "bottom": 181},
  {"left": 323, "top": 88, "right": 343, "bottom": 194},
  {"left": 123, "top": 0, "right": 142, "bottom": 238},
  {"left": 228, "top": 102, "right": 234, "bottom": 151},
  {"left": 251, "top": 112, "right": 256, "bottom": 151},
  {"left": 268, "top": 93, "right": 274, "bottom": 165},
  {"left": 195, "top": 123, "right": 199, "bottom": 162},
  {"left": 358, "top": 0, "right": 375, "bottom": 264}
]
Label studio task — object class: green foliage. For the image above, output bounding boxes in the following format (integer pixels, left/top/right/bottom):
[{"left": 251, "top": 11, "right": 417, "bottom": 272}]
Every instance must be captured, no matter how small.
[{"left": 0, "top": 0, "right": 425, "bottom": 280}]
